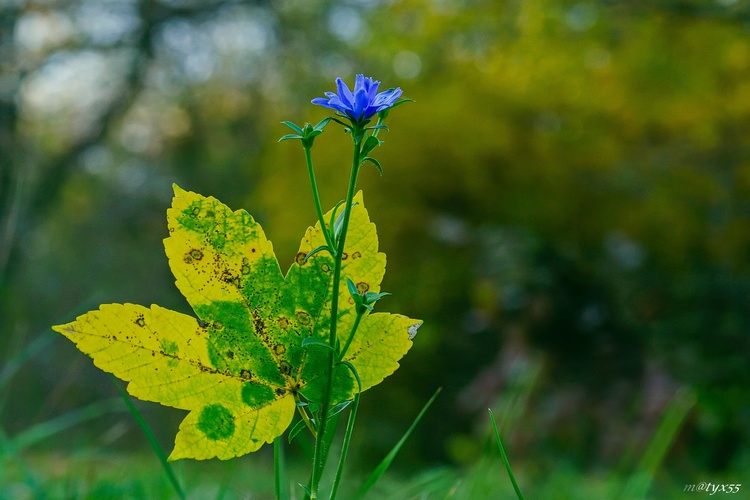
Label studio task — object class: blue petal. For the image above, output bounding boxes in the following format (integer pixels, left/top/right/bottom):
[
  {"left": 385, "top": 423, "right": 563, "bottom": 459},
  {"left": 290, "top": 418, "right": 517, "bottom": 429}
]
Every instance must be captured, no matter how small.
[
  {"left": 367, "top": 79, "right": 380, "bottom": 102},
  {"left": 354, "top": 87, "right": 370, "bottom": 120},
  {"left": 354, "top": 74, "right": 366, "bottom": 95},
  {"left": 311, "top": 97, "right": 331, "bottom": 106},
  {"left": 336, "top": 78, "right": 354, "bottom": 107}
]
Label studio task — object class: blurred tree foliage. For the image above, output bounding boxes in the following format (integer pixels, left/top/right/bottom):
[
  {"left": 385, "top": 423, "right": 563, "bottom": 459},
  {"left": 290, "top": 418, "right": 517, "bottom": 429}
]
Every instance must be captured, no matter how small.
[{"left": 2, "top": 0, "right": 750, "bottom": 477}]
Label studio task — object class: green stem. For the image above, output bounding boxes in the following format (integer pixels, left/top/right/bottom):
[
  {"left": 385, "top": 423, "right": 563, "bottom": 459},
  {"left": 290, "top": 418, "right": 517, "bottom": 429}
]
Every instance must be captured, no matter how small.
[
  {"left": 329, "top": 392, "right": 360, "bottom": 500},
  {"left": 309, "top": 133, "right": 363, "bottom": 499},
  {"left": 338, "top": 311, "right": 364, "bottom": 362},
  {"left": 274, "top": 437, "right": 289, "bottom": 500},
  {"left": 304, "top": 145, "right": 335, "bottom": 251}
]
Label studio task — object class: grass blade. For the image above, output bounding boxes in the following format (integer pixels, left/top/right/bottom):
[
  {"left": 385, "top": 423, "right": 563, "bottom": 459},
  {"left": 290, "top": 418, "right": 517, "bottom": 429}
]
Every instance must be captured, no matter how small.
[
  {"left": 621, "top": 387, "right": 695, "bottom": 499},
  {"left": 354, "top": 387, "right": 442, "bottom": 499},
  {"left": 110, "top": 375, "right": 185, "bottom": 500},
  {"left": 488, "top": 408, "right": 524, "bottom": 500}
]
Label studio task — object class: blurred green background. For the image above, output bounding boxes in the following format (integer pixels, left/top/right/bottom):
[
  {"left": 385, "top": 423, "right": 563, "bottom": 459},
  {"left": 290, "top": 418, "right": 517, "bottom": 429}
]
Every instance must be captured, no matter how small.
[{"left": 2, "top": 0, "right": 750, "bottom": 496}]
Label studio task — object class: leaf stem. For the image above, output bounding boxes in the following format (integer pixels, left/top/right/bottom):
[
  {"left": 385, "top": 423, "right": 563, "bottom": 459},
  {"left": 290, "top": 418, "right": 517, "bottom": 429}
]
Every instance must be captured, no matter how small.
[
  {"left": 309, "top": 131, "right": 363, "bottom": 499},
  {"left": 304, "top": 145, "right": 335, "bottom": 252}
]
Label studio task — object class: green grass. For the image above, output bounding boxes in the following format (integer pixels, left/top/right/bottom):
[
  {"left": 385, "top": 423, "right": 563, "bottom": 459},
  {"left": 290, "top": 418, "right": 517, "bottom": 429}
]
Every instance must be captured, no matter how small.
[
  {"left": 3, "top": 439, "right": 749, "bottom": 500},
  {"left": 2, "top": 451, "right": 281, "bottom": 500}
]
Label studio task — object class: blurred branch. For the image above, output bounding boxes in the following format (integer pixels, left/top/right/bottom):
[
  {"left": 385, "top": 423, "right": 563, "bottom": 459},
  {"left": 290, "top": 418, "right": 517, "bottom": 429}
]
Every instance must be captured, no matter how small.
[{"left": 0, "top": 4, "right": 21, "bottom": 281}]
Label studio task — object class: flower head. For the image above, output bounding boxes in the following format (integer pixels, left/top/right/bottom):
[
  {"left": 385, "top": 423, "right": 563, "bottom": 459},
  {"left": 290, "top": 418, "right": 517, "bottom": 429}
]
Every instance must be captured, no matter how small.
[{"left": 312, "top": 74, "right": 403, "bottom": 125}]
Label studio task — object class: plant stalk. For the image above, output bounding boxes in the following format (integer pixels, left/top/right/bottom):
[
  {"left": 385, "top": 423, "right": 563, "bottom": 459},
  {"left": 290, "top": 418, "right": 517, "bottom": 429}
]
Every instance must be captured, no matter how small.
[{"left": 309, "top": 133, "right": 363, "bottom": 499}]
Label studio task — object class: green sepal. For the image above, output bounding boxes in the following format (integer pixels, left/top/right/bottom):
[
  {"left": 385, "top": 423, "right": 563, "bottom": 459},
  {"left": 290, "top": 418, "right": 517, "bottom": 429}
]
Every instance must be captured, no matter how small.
[{"left": 278, "top": 134, "right": 303, "bottom": 142}]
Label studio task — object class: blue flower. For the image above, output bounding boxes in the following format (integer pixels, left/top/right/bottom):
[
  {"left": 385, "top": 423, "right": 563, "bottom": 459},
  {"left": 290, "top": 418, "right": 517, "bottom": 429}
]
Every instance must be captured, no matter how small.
[{"left": 312, "top": 75, "right": 402, "bottom": 125}]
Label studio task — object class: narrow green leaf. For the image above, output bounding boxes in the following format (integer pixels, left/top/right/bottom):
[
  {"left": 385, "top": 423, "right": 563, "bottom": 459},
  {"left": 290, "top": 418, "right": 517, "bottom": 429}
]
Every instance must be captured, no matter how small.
[
  {"left": 302, "top": 337, "right": 335, "bottom": 351},
  {"left": 288, "top": 419, "right": 308, "bottom": 443},
  {"left": 622, "top": 388, "right": 695, "bottom": 499},
  {"left": 299, "top": 483, "right": 312, "bottom": 497},
  {"left": 360, "top": 136, "right": 381, "bottom": 157},
  {"left": 314, "top": 117, "right": 332, "bottom": 131},
  {"left": 362, "top": 157, "right": 383, "bottom": 176},
  {"left": 328, "top": 399, "right": 353, "bottom": 420},
  {"left": 354, "top": 387, "right": 442, "bottom": 499},
  {"left": 303, "top": 244, "right": 333, "bottom": 263},
  {"left": 488, "top": 409, "right": 524, "bottom": 500},
  {"left": 282, "top": 121, "right": 304, "bottom": 134},
  {"left": 279, "top": 134, "right": 303, "bottom": 142}
]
